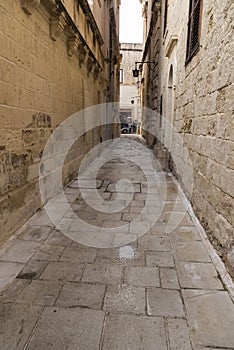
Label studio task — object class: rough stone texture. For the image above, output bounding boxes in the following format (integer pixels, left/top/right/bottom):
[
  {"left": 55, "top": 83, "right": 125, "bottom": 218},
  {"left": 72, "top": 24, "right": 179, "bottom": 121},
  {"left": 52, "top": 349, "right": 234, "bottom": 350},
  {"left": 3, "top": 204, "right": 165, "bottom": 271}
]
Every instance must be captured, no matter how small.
[{"left": 141, "top": 0, "right": 234, "bottom": 276}]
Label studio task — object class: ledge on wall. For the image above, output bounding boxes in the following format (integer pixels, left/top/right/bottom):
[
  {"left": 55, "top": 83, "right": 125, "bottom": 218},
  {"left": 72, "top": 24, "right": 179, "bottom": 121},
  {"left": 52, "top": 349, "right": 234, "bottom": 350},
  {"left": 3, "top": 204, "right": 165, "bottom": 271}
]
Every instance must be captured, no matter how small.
[
  {"left": 165, "top": 34, "right": 178, "bottom": 58},
  {"left": 20, "top": 0, "right": 41, "bottom": 15}
]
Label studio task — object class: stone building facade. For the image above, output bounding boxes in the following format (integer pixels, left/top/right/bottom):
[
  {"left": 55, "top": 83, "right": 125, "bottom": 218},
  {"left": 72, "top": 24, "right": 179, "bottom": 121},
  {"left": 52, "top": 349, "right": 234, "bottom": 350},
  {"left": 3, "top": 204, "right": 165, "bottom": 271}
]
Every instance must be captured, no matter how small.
[
  {"left": 0, "top": 0, "right": 120, "bottom": 243},
  {"left": 120, "top": 43, "right": 142, "bottom": 128},
  {"left": 140, "top": 0, "right": 234, "bottom": 274}
]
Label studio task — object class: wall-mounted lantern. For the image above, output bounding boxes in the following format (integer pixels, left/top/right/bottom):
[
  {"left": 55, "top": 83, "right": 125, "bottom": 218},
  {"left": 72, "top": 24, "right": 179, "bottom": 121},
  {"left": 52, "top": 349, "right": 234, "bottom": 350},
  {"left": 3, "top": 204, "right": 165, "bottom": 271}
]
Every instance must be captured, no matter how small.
[{"left": 132, "top": 61, "right": 155, "bottom": 78}]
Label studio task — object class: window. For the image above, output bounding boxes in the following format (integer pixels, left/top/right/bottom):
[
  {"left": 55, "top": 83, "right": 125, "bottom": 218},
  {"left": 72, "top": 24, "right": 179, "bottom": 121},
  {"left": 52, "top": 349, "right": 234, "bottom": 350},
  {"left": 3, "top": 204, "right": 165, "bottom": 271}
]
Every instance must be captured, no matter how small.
[
  {"left": 159, "top": 95, "right": 163, "bottom": 128},
  {"left": 119, "top": 69, "right": 123, "bottom": 84},
  {"left": 186, "top": 0, "right": 202, "bottom": 63},
  {"left": 163, "top": 0, "right": 168, "bottom": 35}
]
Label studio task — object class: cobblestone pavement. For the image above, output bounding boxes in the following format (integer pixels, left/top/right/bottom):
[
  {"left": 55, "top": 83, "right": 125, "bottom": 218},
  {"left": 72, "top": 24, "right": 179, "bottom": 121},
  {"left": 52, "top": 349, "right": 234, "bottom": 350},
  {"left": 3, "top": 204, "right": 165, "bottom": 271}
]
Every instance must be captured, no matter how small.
[{"left": 0, "top": 136, "right": 234, "bottom": 350}]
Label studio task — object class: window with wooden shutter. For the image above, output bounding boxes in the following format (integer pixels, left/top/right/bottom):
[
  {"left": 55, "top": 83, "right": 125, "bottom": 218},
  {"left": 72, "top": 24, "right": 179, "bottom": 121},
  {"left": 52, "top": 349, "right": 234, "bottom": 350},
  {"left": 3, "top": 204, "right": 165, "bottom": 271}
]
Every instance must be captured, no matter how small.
[
  {"left": 163, "top": 0, "right": 168, "bottom": 35},
  {"left": 186, "top": 0, "right": 202, "bottom": 63}
]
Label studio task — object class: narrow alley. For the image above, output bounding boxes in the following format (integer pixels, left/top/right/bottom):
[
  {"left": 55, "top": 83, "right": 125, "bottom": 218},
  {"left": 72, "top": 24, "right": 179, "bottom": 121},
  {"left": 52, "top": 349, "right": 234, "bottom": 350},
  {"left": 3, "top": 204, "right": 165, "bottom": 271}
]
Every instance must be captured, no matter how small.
[
  {"left": 0, "top": 136, "right": 234, "bottom": 349},
  {"left": 0, "top": 0, "right": 234, "bottom": 349}
]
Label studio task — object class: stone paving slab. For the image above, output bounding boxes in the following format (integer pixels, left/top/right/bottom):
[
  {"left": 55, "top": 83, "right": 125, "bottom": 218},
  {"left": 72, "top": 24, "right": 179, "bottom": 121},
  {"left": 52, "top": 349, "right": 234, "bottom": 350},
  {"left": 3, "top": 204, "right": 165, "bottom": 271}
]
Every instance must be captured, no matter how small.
[
  {"left": 0, "top": 303, "right": 43, "bottom": 350},
  {"left": 124, "top": 266, "right": 160, "bottom": 287},
  {"left": 82, "top": 263, "right": 123, "bottom": 285},
  {"left": 169, "top": 227, "right": 201, "bottom": 242},
  {"left": 59, "top": 246, "right": 97, "bottom": 263},
  {"left": 17, "top": 260, "right": 48, "bottom": 280},
  {"left": 55, "top": 281, "right": 106, "bottom": 309},
  {"left": 182, "top": 289, "right": 234, "bottom": 348},
  {"left": 0, "top": 261, "right": 24, "bottom": 292},
  {"left": 147, "top": 288, "right": 185, "bottom": 317},
  {"left": 102, "top": 314, "right": 167, "bottom": 350},
  {"left": 40, "top": 261, "right": 84, "bottom": 281},
  {"left": 160, "top": 267, "right": 180, "bottom": 289},
  {"left": 95, "top": 246, "right": 145, "bottom": 266},
  {"left": 16, "top": 280, "right": 63, "bottom": 306},
  {"left": 0, "top": 240, "right": 40, "bottom": 264},
  {"left": 44, "top": 230, "right": 72, "bottom": 247},
  {"left": 172, "top": 241, "right": 211, "bottom": 262},
  {"left": 17, "top": 225, "right": 53, "bottom": 242},
  {"left": 166, "top": 318, "right": 193, "bottom": 350},
  {"left": 146, "top": 251, "right": 175, "bottom": 267},
  {"left": 176, "top": 262, "right": 224, "bottom": 290},
  {"left": 138, "top": 235, "right": 171, "bottom": 251},
  {"left": 103, "top": 285, "right": 145, "bottom": 314},
  {"left": 31, "top": 244, "right": 65, "bottom": 262},
  {"left": 26, "top": 307, "right": 105, "bottom": 350}
]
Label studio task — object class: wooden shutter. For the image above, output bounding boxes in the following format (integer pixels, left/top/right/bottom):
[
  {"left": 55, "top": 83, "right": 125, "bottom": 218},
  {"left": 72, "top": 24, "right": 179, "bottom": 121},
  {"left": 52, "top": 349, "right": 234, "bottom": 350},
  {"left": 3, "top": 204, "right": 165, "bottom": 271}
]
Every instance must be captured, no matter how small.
[
  {"left": 186, "top": 0, "right": 202, "bottom": 63},
  {"left": 163, "top": 0, "right": 168, "bottom": 35}
]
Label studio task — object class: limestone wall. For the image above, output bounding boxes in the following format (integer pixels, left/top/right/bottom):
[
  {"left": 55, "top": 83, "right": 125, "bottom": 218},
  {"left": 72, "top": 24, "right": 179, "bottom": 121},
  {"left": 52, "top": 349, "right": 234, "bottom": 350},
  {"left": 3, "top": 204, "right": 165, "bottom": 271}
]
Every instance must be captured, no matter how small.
[
  {"left": 141, "top": 0, "right": 234, "bottom": 274},
  {"left": 0, "top": 0, "right": 119, "bottom": 243}
]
